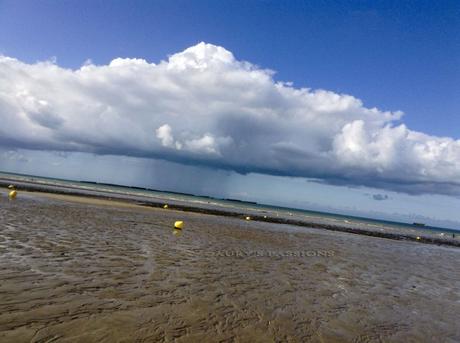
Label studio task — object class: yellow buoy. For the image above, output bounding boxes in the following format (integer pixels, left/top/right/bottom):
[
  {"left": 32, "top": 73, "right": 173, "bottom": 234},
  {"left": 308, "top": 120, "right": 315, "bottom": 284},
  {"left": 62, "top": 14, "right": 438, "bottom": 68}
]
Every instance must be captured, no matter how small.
[
  {"left": 172, "top": 221, "right": 184, "bottom": 236},
  {"left": 263, "top": 215, "right": 267, "bottom": 219},
  {"left": 8, "top": 190, "right": 17, "bottom": 199},
  {"left": 416, "top": 236, "right": 421, "bottom": 240},
  {"left": 245, "top": 216, "right": 251, "bottom": 221},
  {"left": 163, "top": 204, "right": 169, "bottom": 209},
  {"left": 8, "top": 184, "right": 15, "bottom": 190},
  {"left": 174, "top": 221, "right": 184, "bottom": 230}
]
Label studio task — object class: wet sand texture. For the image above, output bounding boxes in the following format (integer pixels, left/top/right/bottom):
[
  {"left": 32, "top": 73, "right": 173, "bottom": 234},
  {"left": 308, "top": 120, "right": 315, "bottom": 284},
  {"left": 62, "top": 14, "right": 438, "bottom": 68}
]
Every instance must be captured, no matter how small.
[
  {"left": 0, "top": 194, "right": 459, "bottom": 342},
  {"left": 1, "top": 177, "right": 458, "bottom": 248}
]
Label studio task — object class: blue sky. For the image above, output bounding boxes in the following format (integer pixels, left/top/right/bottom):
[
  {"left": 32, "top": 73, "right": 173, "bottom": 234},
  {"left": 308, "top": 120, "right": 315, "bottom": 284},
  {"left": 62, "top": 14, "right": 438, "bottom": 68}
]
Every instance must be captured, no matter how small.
[
  {"left": 0, "top": 0, "right": 459, "bottom": 228},
  {"left": 2, "top": 0, "right": 458, "bottom": 137}
]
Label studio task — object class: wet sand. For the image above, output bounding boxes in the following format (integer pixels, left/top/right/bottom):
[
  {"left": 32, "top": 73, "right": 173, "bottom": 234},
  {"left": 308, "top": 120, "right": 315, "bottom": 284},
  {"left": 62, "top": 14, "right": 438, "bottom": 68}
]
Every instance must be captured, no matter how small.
[
  {"left": 1, "top": 191, "right": 459, "bottom": 342},
  {"left": 0, "top": 176, "right": 458, "bottom": 248}
]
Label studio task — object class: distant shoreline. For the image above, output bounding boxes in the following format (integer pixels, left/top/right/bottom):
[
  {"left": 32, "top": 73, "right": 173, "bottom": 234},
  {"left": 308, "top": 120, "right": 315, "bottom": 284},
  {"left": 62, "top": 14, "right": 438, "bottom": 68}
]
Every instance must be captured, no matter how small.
[
  {"left": 0, "top": 175, "right": 459, "bottom": 248},
  {"left": 2, "top": 170, "right": 458, "bottom": 232}
]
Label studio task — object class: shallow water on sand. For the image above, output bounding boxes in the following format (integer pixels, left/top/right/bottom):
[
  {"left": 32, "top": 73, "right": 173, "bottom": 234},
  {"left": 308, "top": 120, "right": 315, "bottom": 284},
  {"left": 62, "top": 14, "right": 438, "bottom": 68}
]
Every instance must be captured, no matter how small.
[{"left": 0, "top": 193, "right": 459, "bottom": 342}]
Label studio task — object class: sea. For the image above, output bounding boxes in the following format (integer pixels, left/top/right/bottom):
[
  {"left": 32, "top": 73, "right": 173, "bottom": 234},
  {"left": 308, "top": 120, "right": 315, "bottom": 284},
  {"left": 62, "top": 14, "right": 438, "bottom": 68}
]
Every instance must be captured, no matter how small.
[{"left": 1, "top": 170, "right": 459, "bottom": 238}]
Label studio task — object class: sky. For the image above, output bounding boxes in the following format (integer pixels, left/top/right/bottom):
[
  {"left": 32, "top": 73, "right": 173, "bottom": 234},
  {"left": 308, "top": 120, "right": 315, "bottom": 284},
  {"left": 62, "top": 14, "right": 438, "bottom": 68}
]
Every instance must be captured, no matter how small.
[{"left": 0, "top": 0, "right": 459, "bottom": 228}]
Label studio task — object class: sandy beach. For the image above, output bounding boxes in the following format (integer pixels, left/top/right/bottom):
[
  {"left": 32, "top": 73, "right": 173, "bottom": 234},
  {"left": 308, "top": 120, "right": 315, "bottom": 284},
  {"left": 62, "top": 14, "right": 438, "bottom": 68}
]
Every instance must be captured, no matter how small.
[{"left": 1, "top": 189, "right": 459, "bottom": 342}]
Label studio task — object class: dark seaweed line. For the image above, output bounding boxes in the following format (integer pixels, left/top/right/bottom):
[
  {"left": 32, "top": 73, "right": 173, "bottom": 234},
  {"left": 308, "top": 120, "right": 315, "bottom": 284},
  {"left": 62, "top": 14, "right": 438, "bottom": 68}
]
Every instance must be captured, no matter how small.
[{"left": 1, "top": 180, "right": 459, "bottom": 248}]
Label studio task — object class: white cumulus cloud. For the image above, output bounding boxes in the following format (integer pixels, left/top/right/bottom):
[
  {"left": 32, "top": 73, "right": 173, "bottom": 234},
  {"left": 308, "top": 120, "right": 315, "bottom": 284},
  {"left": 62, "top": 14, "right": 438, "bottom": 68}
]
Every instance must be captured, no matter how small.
[
  {"left": 156, "top": 124, "right": 175, "bottom": 148},
  {"left": 0, "top": 42, "right": 459, "bottom": 195}
]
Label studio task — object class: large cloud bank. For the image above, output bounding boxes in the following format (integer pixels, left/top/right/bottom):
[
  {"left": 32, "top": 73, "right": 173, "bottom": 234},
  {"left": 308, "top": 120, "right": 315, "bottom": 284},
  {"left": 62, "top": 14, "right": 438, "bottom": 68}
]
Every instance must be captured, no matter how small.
[{"left": 1, "top": 42, "right": 459, "bottom": 195}]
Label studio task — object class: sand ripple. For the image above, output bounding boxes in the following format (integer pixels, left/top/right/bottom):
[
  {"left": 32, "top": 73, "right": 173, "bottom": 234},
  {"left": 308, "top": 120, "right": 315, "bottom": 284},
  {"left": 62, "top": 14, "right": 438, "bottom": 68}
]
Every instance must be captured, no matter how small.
[{"left": 0, "top": 194, "right": 459, "bottom": 342}]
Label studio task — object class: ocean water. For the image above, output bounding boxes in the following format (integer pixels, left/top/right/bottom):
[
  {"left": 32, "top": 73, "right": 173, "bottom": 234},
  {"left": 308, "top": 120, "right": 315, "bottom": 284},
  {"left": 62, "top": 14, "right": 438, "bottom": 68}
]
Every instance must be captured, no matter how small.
[{"left": 1, "top": 171, "right": 458, "bottom": 237}]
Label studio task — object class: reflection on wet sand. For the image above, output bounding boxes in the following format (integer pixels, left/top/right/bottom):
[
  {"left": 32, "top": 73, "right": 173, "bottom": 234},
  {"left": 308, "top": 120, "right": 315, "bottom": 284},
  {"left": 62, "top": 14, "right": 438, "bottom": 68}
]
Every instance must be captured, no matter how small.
[{"left": 0, "top": 192, "right": 459, "bottom": 342}]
